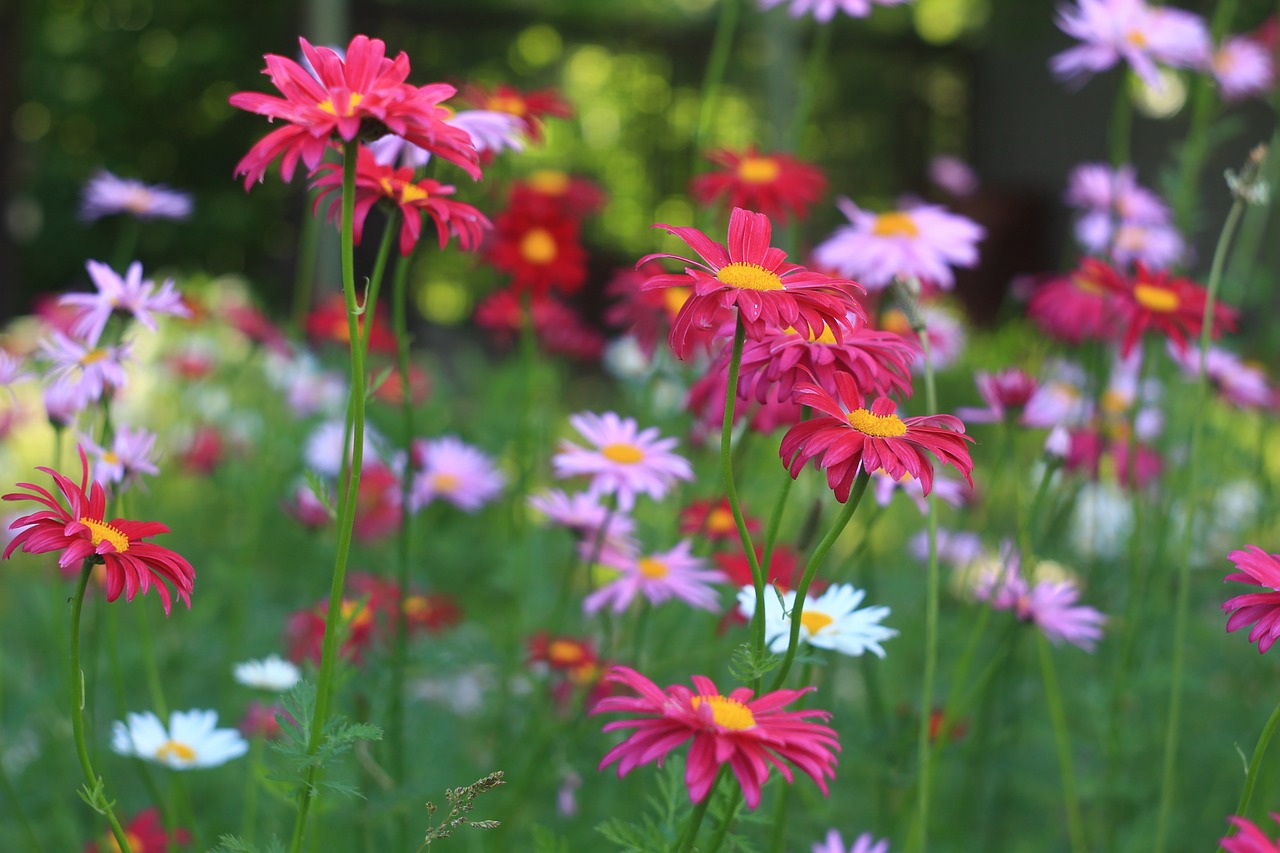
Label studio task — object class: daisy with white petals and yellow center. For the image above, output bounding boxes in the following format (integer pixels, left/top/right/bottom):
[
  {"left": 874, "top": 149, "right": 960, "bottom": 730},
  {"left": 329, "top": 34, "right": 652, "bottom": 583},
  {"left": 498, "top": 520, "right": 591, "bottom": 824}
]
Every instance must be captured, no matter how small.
[
  {"left": 233, "top": 654, "right": 301, "bottom": 692},
  {"left": 111, "top": 709, "right": 249, "bottom": 770},
  {"left": 737, "top": 583, "right": 897, "bottom": 658}
]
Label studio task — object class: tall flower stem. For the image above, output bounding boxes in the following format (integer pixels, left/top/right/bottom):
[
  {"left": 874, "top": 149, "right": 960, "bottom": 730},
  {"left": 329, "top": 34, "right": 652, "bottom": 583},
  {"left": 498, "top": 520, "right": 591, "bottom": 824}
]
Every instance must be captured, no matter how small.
[
  {"left": 693, "top": 0, "right": 742, "bottom": 171},
  {"left": 1036, "top": 631, "right": 1088, "bottom": 853},
  {"left": 1107, "top": 76, "right": 1132, "bottom": 169},
  {"left": 675, "top": 766, "right": 729, "bottom": 853},
  {"left": 1228, "top": 695, "right": 1280, "bottom": 833},
  {"left": 288, "top": 138, "right": 368, "bottom": 853},
  {"left": 1153, "top": 161, "right": 1251, "bottom": 853},
  {"left": 69, "top": 560, "right": 132, "bottom": 853}
]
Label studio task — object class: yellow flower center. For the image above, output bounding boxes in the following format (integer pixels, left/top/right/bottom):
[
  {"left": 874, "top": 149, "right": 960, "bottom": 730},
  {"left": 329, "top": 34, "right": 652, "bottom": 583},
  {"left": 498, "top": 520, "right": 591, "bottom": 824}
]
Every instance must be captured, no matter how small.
[
  {"left": 1101, "top": 388, "right": 1129, "bottom": 414},
  {"left": 736, "top": 156, "right": 780, "bottom": 184},
  {"left": 847, "top": 407, "right": 909, "bottom": 438},
  {"left": 663, "top": 286, "right": 691, "bottom": 317},
  {"left": 716, "top": 262, "right": 783, "bottom": 292},
  {"left": 317, "top": 91, "right": 364, "bottom": 117},
  {"left": 784, "top": 325, "right": 838, "bottom": 344},
  {"left": 79, "top": 517, "right": 130, "bottom": 552},
  {"left": 380, "top": 176, "right": 429, "bottom": 204},
  {"left": 156, "top": 739, "right": 196, "bottom": 763},
  {"left": 487, "top": 94, "right": 528, "bottom": 116},
  {"left": 1126, "top": 28, "right": 1148, "bottom": 48},
  {"left": 527, "top": 169, "right": 569, "bottom": 195},
  {"left": 1133, "top": 282, "right": 1180, "bottom": 313},
  {"left": 81, "top": 348, "right": 108, "bottom": 365},
  {"left": 871, "top": 211, "right": 920, "bottom": 238},
  {"left": 403, "top": 595, "right": 430, "bottom": 618},
  {"left": 122, "top": 187, "right": 153, "bottom": 214},
  {"left": 432, "top": 472, "right": 461, "bottom": 494},
  {"left": 519, "top": 228, "right": 558, "bottom": 264},
  {"left": 691, "top": 694, "right": 757, "bottom": 731},
  {"left": 341, "top": 599, "right": 373, "bottom": 628},
  {"left": 707, "top": 507, "right": 735, "bottom": 534},
  {"left": 102, "top": 451, "right": 121, "bottom": 466},
  {"left": 800, "top": 610, "right": 835, "bottom": 635},
  {"left": 637, "top": 557, "right": 669, "bottom": 579},
  {"left": 602, "top": 442, "right": 645, "bottom": 464},
  {"left": 548, "top": 639, "right": 587, "bottom": 667}
]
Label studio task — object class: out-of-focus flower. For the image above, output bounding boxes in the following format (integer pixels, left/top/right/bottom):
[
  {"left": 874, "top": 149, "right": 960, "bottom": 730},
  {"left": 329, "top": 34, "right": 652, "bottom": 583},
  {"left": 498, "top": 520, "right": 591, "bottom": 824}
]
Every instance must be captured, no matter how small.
[
  {"left": 880, "top": 302, "right": 967, "bottom": 373},
  {"left": 1221, "top": 813, "right": 1280, "bottom": 852},
  {"left": 812, "top": 829, "right": 891, "bottom": 853},
  {"left": 111, "top": 709, "right": 248, "bottom": 769},
  {"left": 408, "top": 436, "right": 505, "bottom": 512},
  {"left": 716, "top": 545, "right": 807, "bottom": 592},
  {"left": 690, "top": 146, "right": 827, "bottom": 223},
  {"left": 0, "top": 350, "right": 32, "bottom": 400},
  {"left": 460, "top": 82, "right": 572, "bottom": 144},
  {"left": 3, "top": 448, "right": 195, "bottom": 615},
  {"left": 738, "top": 583, "right": 897, "bottom": 657},
  {"left": 908, "top": 528, "right": 985, "bottom": 567},
  {"left": 873, "top": 468, "right": 972, "bottom": 515},
  {"left": 1026, "top": 263, "right": 1114, "bottom": 344},
  {"left": 79, "top": 425, "right": 161, "bottom": 489},
  {"left": 592, "top": 666, "right": 839, "bottom": 809},
  {"left": 1049, "top": 0, "right": 1211, "bottom": 90},
  {"left": 553, "top": 412, "right": 693, "bottom": 511},
  {"left": 233, "top": 654, "right": 301, "bottom": 692},
  {"left": 283, "top": 479, "right": 332, "bottom": 528},
  {"left": 511, "top": 171, "right": 607, "bottom": 219},
  {"left": 585, "top": 540, "right": 725, "bottom": 615},
  {"left": 758, "top": 0, "right": 913, "bottom": 23},
  {"left": 352, "top": 462, "right": 402, "bottom": 542},
  {"left": 302, "top": 418, "right": 383, "bottom": 478},
  {"left": 239, "top": 701, "right": 287, "bottom": 740},
  {"left": 1045, "top": 425, "right": 1072, "bottom": 459},
  {"left": 306, "top": 293, "right": 398, "bottom": 355},
  {"left": 44, "top": 380, "right": 89, "bottom": 427},
  {"left": 229, "top": 35, "right": 479, "bottom": 188},
  {"left": 40, "top": 332, "right": 130, "bottom": 404},
  {"left": 641, "top": 207, "right": 864, "bottom": 359},
  {"left": 80, "top": 170, "right": 194, "bottom": 222},
  {"left": 1091, "top": 260, "right": 1236, "bottom": 357},
  {"left": 928, "top": 155, "right": 979, "bottom": 197},
  {"left": 371, "top": 363, "right": 431, "bottom": 406},
  {"left": 557, "top": 771, "right": 582, "bottom": 818},
  {"left": 977, "top": 552, "right": 1106, "bottom": 651},
  {"left": 483, "top": 203, "right": 588, "bottom": 296},
  {"left": 177, "top": 425, "right": 226, "bottom": 475},
  {"left": 472, "top": 287, "right": 605, "bottom": 360},
  {"left": 84, "top": 807, "right": 191, "bottom": 853},
  {"left": 310, "top": 145, "right": 490, "bottom": 255},
  {"left": 606, "top": 260, "right": 726, "bottom": 359},
  {"left": 680, "top": 498, "right": 759, "bottom": 542},
  {"left": 956, "top": 369, "right": 1066, "bottom": 429},
  {"left": 781, "top": 373, "right": 974, "bottom": 502},
  {"left": 367, "top": 108, "right": 525, "bottom": 166},
  {"left": 1212, "top": 36, "right": 1275, "bottom": 101},
  {"left": 813, "top": 198, "right": 983, "bottom": 292},
  {"left": 61, "top": 261, "right": 190, "bottom": 342},
  {"left": 1064, "top": 163, "right": 1184, "bottom": 267},
  {"left": 1167, "top": 342, "right": 1272, "bottom": 409},
  {"left": 1223, "top": 546, "right": 1280, "bottom": 654},
  {"left": 528, "top": 488, "right": 638, "bottom": 552}
]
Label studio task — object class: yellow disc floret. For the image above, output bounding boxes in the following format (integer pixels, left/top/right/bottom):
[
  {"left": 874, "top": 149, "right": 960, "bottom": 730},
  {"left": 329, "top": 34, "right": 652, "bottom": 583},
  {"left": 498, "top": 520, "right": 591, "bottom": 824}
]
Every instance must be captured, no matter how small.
[
  {"left": 800, "top": 610, "right": 835, "bottom": 635},
  {"left": 156, "top": 740, "right": 196, "bottom": 764},
  {"left": 79, "top": 517, "right": 130, "bottom": 552},
  {"left": 717, "top": 262, "right": 784, "bottom": 292},
  {"left": 602, "top": 443, "right": 645, "bottom": 464},
  {"left": 1133, "top": 283, "right": 1180, "bottom": 313},
  {"left": 871, "top": 211, "right": 921, "bottom": 238},
  {"left": 846, "top": 408, "right": 909, "bottom": 438},
  {"left": 736, "top": 156, "right": 781, "bottom": 184},
  {"left": 520, "top": 228, "right": 558, "bottom": 264},
  {"left": 691, "top": 694, "right": 757, "bottom": 730},
  {"left": 637, "top": 557, "right": 669, "bottom": 579}
]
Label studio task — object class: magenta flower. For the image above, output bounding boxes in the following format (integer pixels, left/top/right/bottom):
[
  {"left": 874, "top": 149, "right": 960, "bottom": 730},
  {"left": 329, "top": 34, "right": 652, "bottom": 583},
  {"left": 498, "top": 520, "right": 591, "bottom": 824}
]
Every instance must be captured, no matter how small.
[
  {"left": 61, "top": 260, "right": 190, "bottom": 342},
  {"left": 408, "top": 436, "right": 505, "bottom": 512},
  {"left": 1223, "top": 546, "right": 1280, "bottom": 654},
  {"left": 758, "top": 0, "right": 912, "bottom": 22},
  {"left": 80, "top": 170, "right": 193, "bottom": 221},
  {"left": 956, "top": 368, "right": 1068, "bottom": 428},
  {"left": 1050, "top": 0, "right": 1211, "bottom": 90},
  {"left": 813, "top": 829, "right": 891, "bottom": 853},
  {"left": 1221, "top": 813, "right": 1280, "bottom": 853},
  {"left": 584, "top": 540, "right": 725, "bottom": 615},
  {"left": 553, "top": 412, "right": 693, "bottom": 511},
  {"left": 592, "top": 665, "right": 840, "bottom": 809},
  {"left": 813, "top": 198, "right": 984, "bottom": 291}
]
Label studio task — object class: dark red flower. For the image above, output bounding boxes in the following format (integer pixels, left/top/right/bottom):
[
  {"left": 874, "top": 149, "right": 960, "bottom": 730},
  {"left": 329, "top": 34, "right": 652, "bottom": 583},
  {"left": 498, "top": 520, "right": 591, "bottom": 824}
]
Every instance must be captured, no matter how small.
[
  {"left": 511, "top": 170, "right": 605, "bottom": 218},
  {"left": 483, "top": 205, "right": 587, "bottom": 296},
  {"left": 690, "top": 146, "right": 827, "bottom": 223},
  {"left": 85, "top": 807, "right": 190, "bottom": 853},
  {"left": 1091, "top": 259, "right": 1237, "bottom": 357},
  {"left": 473, "top": 288, "right": 604, "bottom": 360},
  {"left": 680, "top": 498, "right": 760, "bottom": 542}
]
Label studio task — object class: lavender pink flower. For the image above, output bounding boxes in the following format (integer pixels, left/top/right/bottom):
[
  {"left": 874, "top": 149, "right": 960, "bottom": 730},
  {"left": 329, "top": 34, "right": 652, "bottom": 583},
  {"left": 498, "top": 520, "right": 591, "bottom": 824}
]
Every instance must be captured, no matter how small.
[
  {"left": 80, "top": 170, "right": 194, "bottom": 221},
  {"left": 61, "top": 260, "right": 190, "bottom": 342},
  {"left": 553, "top": 412, "right": 692, "bottom": 511},
  {"left": 1050, "top": 0, "right": 1211, "bottom": 90},
  {"left": 584, "top": 540, "right": 725, "bottom": 615}
]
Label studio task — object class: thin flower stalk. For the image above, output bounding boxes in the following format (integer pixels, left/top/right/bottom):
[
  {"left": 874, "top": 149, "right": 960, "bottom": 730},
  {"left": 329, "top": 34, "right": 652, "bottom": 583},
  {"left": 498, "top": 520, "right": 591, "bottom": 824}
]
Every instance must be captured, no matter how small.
[
  {"left": 288, "top": 139, "right": 368, "bottom": 853},
  {"left": 675, "top": 766, "right": 728, "bottom": 853},
  {"left": 360, "top": 211, "right": 399, "bottom": 356},
  {"left": 693, "top": 0, "right": 742, "bottom": 178},
  {"left": 1155, "top": 153, "right": 1253, "bottom": 853},
  {"left": 1037, "top": 630, "right": 1089, "bottom": 853}
]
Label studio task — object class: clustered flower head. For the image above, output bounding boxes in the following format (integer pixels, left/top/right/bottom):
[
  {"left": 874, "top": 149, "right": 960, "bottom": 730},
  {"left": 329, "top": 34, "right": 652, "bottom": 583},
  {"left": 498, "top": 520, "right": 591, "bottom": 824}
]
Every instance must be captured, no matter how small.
[{"left": 1064, "top": 163, "right": 1184, "bottom": 269}]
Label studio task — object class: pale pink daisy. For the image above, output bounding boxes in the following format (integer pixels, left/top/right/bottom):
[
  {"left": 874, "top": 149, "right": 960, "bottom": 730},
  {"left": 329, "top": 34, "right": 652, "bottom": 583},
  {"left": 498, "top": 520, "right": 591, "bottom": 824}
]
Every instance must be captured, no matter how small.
[
  {"left": 1065, "top": 163, "right": 1184, "bottom": 266},
  {"left": 813, "top": 198, "right": 983, "bottom": 291},
  {"left": 528, "top": 488, "right": 638, "bottom": 552},
  {"left": 61, "top": 260, "right": 190, "bottom": 342},
  {"left": 1109, "top": 220, "right": 1186, "bottom": 269},
  {"left": 1213, "top": 35, "right": 1274, "bottom": 101},
  {"left": 1166, "top": 342, "right": 1271, "bottom": 409},
  {"left": 1221, "top": 813, "right": 1280, "bottom": 853},
  {"left": 79, "top": 425, "right": 161, "bottom": 489},
  {"left": 80, "top": 170, "right": 194, "bottom": 221},
  {"left": 0, "top": 351, "right": 31, "bottom": 401},
  {"left": 408, "top": 436, "right": 505, "bottom": 512},
  {"left": 553, "top": 412, "right": 693, "bottom": 511},
  {"left": 978, "top": 553, "right": 1106, "bottom": 651},
  {"left": 928, "top": 155, "right": 978, "bottom": 197},
  {"left": 873, "top": 468, "right": 971, "bottom": 515},
  {"left": 43, "top": 380, "right": 90, "bottom": 427},
  {"left": 585, "top": 540, "right": 724, "bottom": 615},
  {"left": 40, "top": 331, "right": 130, "bottom": 403},
  {"left": 758, "top": 0, "right": 913, "bottom": 22},
  {"left": 813, "top": 829, "right": 891, "bottom": 853},
  {"left": 1050, "top": 0, "right": 1211, "bottom": 90}
]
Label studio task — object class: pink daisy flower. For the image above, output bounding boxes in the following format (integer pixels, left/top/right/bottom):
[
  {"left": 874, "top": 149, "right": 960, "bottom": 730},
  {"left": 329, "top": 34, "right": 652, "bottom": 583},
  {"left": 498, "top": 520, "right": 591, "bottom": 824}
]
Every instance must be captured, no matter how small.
[
  {"left": 592, "top": 665, "right": 840, "bottom": 809},
  {"left": 813, "top": 829, "right": 891, "bottom": 853},
  {"left": 813, "top": 198, "right": 984, "bottom": 292},
  {"left": 977, "top": 554, "right": 1106, "bottom": 651},
  {"left": 61, "top": 260, "right": 190, "bottom": 343},
  {"left": 758, "top": 0, "right": 912, "bottom": 22},
  {"left": 639, "top": 207, "right": 865, "bottom": 359},
  {"left": 408, "top": 436, "right": 505, "bottom": 512},
  {"left": 928, "top": 155, "right": 979, "bottom": 197},
  {"left": 1213, "top": 35, "right": 1275, "bottom": 101},
  {"left": 40, "top": 332, "right": 130, "bottom": 404},
  {"left": 1049, "top": 0, "right": 1211, "bottom": 90},
  {"left": 956, "top": 368, "right": 1068, "bottom": 429},
  {"left": 584, "top": 540, "right": 725, "bottom": 615},
  {"left": 1223, "top": 545, "right": 1280, "bottom": 654},
  {"left": 553, "top": 412, "right": 693, "bottom": 511},
  {"left": 80, "top": 170, "right": 193, "bottom": 221},
  {"left": 79, "top": 425, "right": 161, "bottom": 489},
  {"left": 1026, "top": 263, "right": 1114, "bottom": 344},
  {"left": 872, "top": 468, "right": 971, "bottom": 515},
  {"left": 1166, "top": 343, "right": 1271, "bottom": 409},
  {"left": 1222, "top": 813, "right": 1280, "bottom": 853}
]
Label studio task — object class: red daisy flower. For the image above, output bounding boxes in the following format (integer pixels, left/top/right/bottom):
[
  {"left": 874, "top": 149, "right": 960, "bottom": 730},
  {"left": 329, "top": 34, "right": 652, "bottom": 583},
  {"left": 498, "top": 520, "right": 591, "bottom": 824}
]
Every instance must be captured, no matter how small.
[
  {"left": 780, "top": 371, "right": 975, "bottom": 502},
  {"left": 484, "top": 203, "right": 588, "bottom": 296},
  {"left": 3, "top": 448, "right": 195, "bottom": 615},
  {"left": 1092, "top": 259, "right": 1237, "bottom": 357},
  {"left": 679, "top": 498, "right": 761, "bottom": 542},
  {"left": 461, "top": 83, "right": 573, "bottom": 143},
  {"left": 230, "top": 35, "right": 479, "bottom": 189},
  {"left": 473, "top": 288, "right": 604, "bottom": 360},
  {"left": 690, "top": 146, "right": 828, "bottom": 223},
  {"left": 306, "top": 293, "right": 398, "bottom": 355},
  {"left": 371, "top": 363, "right": 432, "bottom": 406},
  {"left": 512, "top": 170, "right": 606, "bottom": 219},
  {"left": 639, "top": 207, "right": 865, "bottom": 359},
  {"left": 310, "top": 145, "right": 491, "bottom": 255},
  {"left": 1223, "top": 545, "right": 1280, "bottom": 654},
  {"left": 715, "top": 545, "right": 806, "bottom": 591},
  {"left": 686, "top": 353, "right": 803, "bottom": 441},
  {"left": 1026, "top": 262, "right": 1114, "bottom": 344},
  {"left": 286, "top": 596, "right": 377, "bottom": 664},
  {"left": 592, "top": 665, "right": 839, "bottom": 809},
  {"left": 85, "top": 807, "right": 191, "bottom": 853}
]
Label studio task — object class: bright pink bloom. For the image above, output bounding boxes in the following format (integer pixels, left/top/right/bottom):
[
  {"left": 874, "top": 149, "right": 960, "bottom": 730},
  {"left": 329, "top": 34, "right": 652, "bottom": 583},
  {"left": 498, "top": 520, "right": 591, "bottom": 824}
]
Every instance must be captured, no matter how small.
[
  {"left": 1224, "top": 546, "right": 1280, "bottom": 654},
  {"left": 592, "top": 665, "right": 840, "bottom": 809},
  {"left": 483, "top": 204, "right": 587, "bottom": 296},
  {"left": 3, "top": 448, "right": 195, "bottom": 614},
  {"left": 229, "top": 35, "right": 479, "bottom": 189},
  {"left": 61, "top": 260, "right": 189, "bottom": 342},
  {"left": 1222, "top": 813, "right": 1280, "bottom": 853},
  {"left": 690, "top": 146, "right": 827, "bottom": 223},
  {"left": 780, "top": 372, "right": 974, "bottom": 502},
  {"left": 553, "top": 412, "right": 693, "bottom": 511},
  {"left": 1026, "top": 263, "right": 1114, "bottom": 344},
  {"left": 640, "top": 207, "right": 865, "bottom": 359}
]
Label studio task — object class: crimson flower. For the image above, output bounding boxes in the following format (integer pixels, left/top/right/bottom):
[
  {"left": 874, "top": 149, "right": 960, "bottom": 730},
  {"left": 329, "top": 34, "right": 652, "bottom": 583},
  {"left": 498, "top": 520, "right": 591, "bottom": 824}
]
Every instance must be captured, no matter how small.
[
  {"left": 310, "top": 145, "right": 490, "bottom": 255},
  {"left": 306, "top": 293, "right": 398, "bottom": 354},
  {"left": 511, "top": 171, "right": 606, "bottom": 219},
  {"left": 473, "top": 287, "right": 604, "bottom": 360},
  {"left": 679, "top": 498, "right": 760, "bottom": 542},
  {"left": 606, "top": 260, "right": 727, "bottom": 359},
  {"left": 3, "top": 448, "right": 195, "bottom": 615},
  {"left": 1026, "top": 261, "right": 1114, "bottom": 344},
  {"left": 592, "top": 665, "right": 839, "bottom": 809},
  {"left": 461, "top": 83, "right": 572, "bottom": 143},
  {"left": 484, "top": 203, "right": 587, "bottom": 295},
  {"left": 1223, "top": 545, "right": 1280, "bottom": 654},
  {"left": 85, "top": 807, "right": 190, "bottom": 853},
  {"left": 1091, "top": 259, "right": 1237, "bottom": 357},
  {"left": 780, "top": 372, "right": 974, "bottom": 502},
  {"left": 229, "top": 35, "right": 479, "bottom": 189},
  {"left": 639, "top": 207, "right": 865, "bottom": 359},
  {"left": 690, "top": 146, "right": 827, "bottom": 223}
]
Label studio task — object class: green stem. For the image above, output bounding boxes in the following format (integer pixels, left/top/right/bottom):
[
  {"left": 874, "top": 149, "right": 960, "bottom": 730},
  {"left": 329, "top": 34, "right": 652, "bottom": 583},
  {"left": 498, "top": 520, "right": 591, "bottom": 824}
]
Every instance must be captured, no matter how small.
[
  {"left": 292, "top": 205, "right": 321, "bottom": 331},
  {"left": 1107, "top": 77, "right": 1132, "bottom": 170},
  {"left": 287, "top": 138, "right": 368, "bottom": 853},
  {"left": 135, "top": 602, "right": 168, "bottom": 719},
  {"left": 69, "top": 560, "right": 132, "bottom": 853},
  {"left": 241, "top": 734, "right": 265, "bottom": 842},
  {"left": 768, "top": 472, "right": 868, "bottom": 692},
  {"left": 112, "top": 218, "right": 140, "bottom": 272},
  {"left": 1153, "top": 183, "right": 1248, "bottom": 853},
  {"left": 675, "top": 767, "right": 728, "bottom": 853},
  {"left": 359, "top": 211, "right": 398, "bottom": 357},
  {"left": 693, "top": 0, "right": 742, "bottom": 165},
  {"left": 1036, "top": 632, "right": 1088, "bottom": 853},
  {"left": 702, "top": 788, "right": 743, "bottom": 853},
  {"left": 1229, "top": 695, "right": 1280, "bottom": 832},
  {"left": 786, "top": 22, "right": 833, "bottom": 155}
]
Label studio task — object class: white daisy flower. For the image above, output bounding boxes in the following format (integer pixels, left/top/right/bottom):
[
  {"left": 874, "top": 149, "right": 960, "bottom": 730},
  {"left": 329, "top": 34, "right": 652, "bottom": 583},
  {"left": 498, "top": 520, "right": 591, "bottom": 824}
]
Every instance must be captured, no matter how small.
[
  {"left": 233, "top": 654, "right": 301, "bottom": 692},
  {"left": 111, "top": 709, "right": 249, "bottom": 769},
  {"left": 737, "top": 583, "right": 897, "bottom": 658}
]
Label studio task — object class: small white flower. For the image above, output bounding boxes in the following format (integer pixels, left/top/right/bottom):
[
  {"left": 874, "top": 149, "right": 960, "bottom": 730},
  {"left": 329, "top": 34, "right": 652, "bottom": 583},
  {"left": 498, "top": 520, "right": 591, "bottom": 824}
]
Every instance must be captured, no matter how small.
[
  {"left": 737, "top": 583, "right": 898, "bottom": 658},
  {"left": 233, "top": 654, "right": 301, "bottom": 692},
  {"left": 111, "top": 709, "right": 248, "bottom": 770}
]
